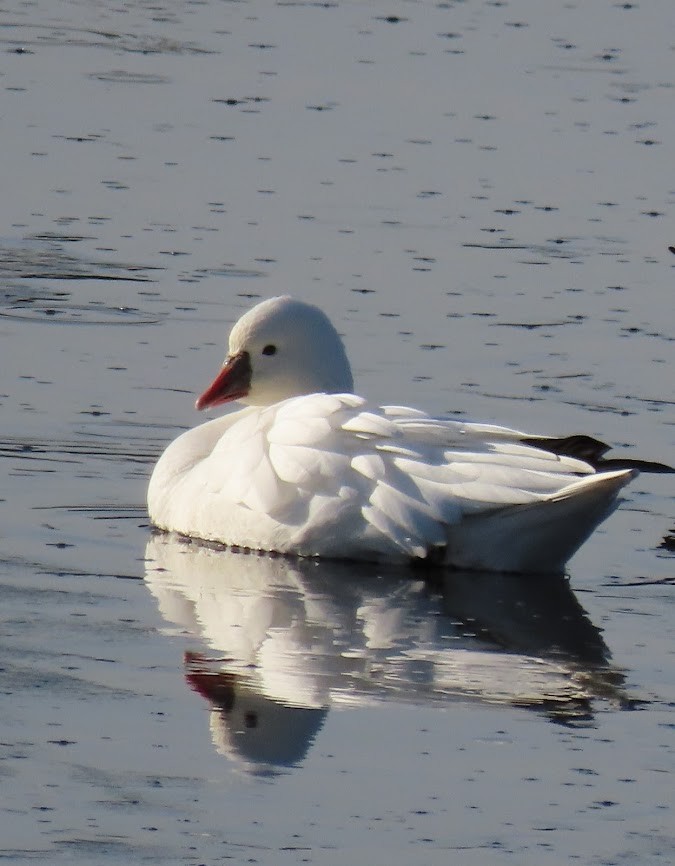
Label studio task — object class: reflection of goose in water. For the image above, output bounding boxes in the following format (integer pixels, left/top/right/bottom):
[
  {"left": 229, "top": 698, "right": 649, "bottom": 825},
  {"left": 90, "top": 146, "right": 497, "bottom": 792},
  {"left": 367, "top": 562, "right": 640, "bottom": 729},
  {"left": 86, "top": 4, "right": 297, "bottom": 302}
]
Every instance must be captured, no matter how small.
[{"left": 144, "top": 535, "right": 626, "bottom": 774}]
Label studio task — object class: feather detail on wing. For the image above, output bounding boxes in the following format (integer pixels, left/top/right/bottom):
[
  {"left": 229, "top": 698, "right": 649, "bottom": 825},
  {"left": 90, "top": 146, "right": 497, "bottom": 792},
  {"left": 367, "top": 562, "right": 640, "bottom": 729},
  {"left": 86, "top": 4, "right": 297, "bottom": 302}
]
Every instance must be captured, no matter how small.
[{"left": 153, "top": 392, "right": 629, "bottom": 564}]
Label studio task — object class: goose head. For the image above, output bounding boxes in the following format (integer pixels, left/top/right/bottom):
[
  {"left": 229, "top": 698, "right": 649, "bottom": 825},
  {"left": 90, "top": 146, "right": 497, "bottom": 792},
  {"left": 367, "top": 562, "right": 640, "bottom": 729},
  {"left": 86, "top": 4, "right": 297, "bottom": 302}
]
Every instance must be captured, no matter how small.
[{"left": 196, "top": 296, "right": 354, "bottom": 409}]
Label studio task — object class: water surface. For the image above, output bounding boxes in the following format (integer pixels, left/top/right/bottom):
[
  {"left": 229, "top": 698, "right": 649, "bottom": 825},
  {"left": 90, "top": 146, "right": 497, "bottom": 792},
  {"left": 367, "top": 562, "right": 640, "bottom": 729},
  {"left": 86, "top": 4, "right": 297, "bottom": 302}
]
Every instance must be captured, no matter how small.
[{"left": 1, "top": 0, "right": 673, "bottom": 863}]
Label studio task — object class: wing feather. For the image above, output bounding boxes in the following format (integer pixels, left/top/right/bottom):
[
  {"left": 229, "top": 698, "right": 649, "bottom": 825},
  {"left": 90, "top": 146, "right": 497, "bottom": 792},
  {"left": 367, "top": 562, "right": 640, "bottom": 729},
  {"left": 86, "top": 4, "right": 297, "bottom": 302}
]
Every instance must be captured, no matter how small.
[
  {"left": 267, "top": 415, "right": 333, "bottom": 446},
  {"left": 270, "top": 442, "right": 351, "bottom": 486},
  {"left": 367, "top": 481, "right": 446, "bottom": 542},
  {"left": 351, "top": 452, "right": 387, "bottom": 481},
  {"left": 342, "top": 411, "right": 399, "bottom": 438},
  {"left": 360, "top": 504, "right": 428, "bottom": 558},
  {"left": 157, "top": 391, "right": 605, "bottom": 562}
]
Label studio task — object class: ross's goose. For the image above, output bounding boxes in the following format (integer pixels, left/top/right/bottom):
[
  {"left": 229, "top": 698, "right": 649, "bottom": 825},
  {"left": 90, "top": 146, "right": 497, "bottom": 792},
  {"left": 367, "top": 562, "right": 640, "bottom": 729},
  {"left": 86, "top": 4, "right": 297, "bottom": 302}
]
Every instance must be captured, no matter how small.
[{"left": 147, "top": 296, "right": 672, "bottom": 573}]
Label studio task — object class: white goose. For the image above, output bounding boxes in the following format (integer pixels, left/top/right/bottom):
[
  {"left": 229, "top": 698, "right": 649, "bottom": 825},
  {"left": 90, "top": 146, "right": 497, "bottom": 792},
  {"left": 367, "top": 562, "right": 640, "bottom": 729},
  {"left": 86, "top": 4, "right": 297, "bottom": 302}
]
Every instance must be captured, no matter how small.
[{"left": 148, "top": 296, "right": 671, "bottom": 573}]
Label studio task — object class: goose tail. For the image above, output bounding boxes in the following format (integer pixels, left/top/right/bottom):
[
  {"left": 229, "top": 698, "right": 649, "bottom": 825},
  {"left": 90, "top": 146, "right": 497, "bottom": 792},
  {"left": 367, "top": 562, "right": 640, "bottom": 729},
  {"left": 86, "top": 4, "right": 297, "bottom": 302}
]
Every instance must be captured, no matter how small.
[{"left": 443, "top": 469, "right": 636, "bottom": 574}]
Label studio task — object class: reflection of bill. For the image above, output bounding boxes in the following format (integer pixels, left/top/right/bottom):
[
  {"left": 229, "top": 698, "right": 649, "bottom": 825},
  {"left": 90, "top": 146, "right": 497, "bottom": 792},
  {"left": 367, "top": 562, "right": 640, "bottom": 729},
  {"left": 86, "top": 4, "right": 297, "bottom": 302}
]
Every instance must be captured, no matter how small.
[
  {"left": 185, "top": 652, "right": 328, "bottom": 776},
  {"left": 144, "top": 535, "right": 625, "bottom": 774}
]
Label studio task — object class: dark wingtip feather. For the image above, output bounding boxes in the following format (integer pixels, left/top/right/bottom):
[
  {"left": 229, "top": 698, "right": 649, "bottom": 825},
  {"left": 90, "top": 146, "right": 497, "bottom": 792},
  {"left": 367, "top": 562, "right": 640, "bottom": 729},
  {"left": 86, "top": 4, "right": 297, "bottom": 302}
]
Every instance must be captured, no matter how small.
[
  {"left": 521, "top": 434, "right": 612, "bottom": 464},
  {"left": 596, "top": 458, "right": 675, "bottom": 474},
  {"left": 522, "top": 434, "right": 674, "bottom": 473}
]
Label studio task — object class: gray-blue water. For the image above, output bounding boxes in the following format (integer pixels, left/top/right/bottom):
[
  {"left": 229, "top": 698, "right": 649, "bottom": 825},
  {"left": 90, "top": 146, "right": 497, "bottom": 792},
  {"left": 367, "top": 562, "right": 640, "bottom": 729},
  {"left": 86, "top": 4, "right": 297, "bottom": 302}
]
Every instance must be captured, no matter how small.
[{"left": 1, "top": 1, "right": 673, "bottom": 862}]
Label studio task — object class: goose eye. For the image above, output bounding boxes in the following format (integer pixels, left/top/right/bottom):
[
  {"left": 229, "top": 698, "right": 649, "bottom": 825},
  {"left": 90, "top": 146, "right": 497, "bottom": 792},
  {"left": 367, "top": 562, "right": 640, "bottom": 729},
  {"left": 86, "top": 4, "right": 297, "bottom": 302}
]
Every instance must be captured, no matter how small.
[{"left": 262, "top": 344, "right": 277, "bottom": 356}]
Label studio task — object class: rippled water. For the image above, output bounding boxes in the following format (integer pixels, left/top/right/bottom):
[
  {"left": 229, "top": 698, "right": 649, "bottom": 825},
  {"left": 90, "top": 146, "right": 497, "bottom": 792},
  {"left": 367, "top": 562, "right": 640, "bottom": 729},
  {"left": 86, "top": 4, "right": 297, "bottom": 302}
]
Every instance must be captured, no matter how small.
[{"left": 1, "top": 0, "right": 673, "bottom": 863}]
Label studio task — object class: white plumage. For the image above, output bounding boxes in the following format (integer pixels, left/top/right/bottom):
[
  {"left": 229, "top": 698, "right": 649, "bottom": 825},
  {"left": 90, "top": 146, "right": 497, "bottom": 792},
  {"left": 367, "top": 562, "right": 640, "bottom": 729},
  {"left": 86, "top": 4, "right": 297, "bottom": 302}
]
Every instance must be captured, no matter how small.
[{"left": 147, "top": 295, "right": 654, "bottom": 573}]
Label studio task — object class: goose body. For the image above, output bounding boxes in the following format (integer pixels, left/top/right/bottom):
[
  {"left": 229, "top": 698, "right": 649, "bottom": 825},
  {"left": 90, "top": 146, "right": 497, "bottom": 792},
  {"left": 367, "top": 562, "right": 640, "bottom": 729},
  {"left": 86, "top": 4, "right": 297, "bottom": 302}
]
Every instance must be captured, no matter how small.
[{"left": 148, "top": 296, "right": 669, "bottom": 573}]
